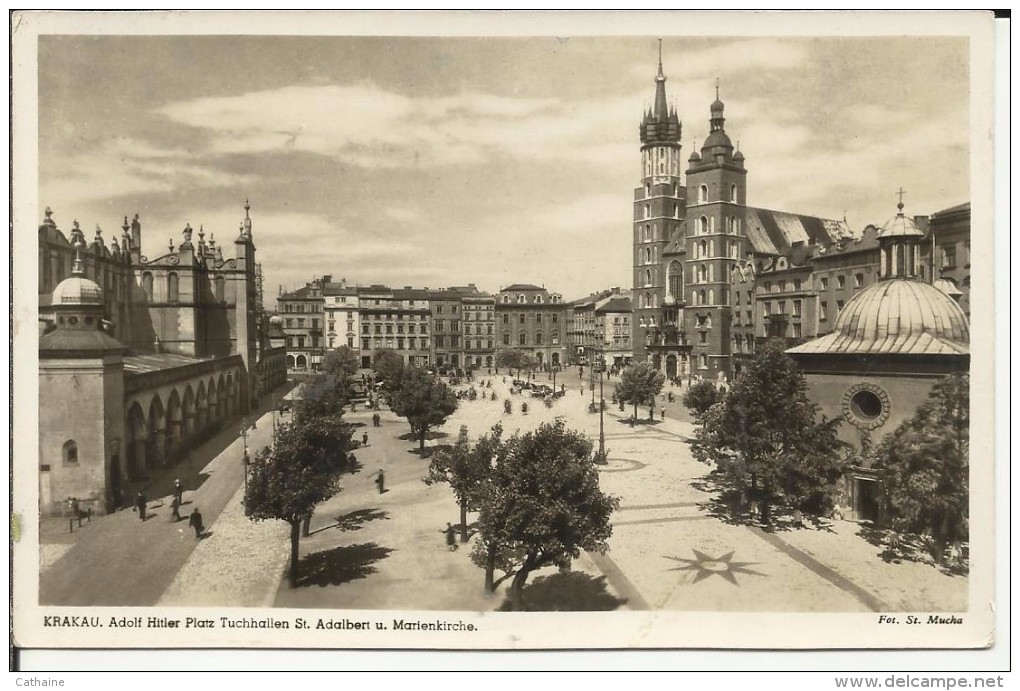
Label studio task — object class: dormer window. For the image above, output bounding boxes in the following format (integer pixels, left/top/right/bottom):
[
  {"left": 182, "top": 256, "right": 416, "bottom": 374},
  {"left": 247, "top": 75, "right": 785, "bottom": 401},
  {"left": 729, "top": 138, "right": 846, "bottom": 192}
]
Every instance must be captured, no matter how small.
[{"left": 517, "top": 294, "right": 526, "bottom": 304}]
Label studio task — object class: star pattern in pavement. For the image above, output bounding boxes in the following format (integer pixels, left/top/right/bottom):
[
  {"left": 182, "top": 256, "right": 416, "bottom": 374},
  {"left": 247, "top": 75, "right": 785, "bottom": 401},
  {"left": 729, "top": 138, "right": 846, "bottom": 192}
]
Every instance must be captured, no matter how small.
[{"left": 665, "top": 549, "right": 765, "bottom": 585}]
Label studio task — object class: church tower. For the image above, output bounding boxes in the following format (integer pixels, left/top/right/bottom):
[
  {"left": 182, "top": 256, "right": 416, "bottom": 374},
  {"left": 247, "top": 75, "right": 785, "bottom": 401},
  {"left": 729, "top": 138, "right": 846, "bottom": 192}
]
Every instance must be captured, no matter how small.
[
  {"left": 683, "top": 83, "right": 747, "bottom": 378},
  {"left": 633, "top": 40, "right": 685, "bottom": 363}
]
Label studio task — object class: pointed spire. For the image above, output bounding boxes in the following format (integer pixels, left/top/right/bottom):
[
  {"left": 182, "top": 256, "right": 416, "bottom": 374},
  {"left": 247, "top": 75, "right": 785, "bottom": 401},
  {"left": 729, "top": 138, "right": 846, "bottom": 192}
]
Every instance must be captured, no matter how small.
[
  {"left": 652, "top": 41, "right": 669, "bottom": 119},
  {"left": 656, "top": 38, "right": 664, "bottom": 81},
  {"left": 715, "top": 77, "right": 720, "bottom": 101}
]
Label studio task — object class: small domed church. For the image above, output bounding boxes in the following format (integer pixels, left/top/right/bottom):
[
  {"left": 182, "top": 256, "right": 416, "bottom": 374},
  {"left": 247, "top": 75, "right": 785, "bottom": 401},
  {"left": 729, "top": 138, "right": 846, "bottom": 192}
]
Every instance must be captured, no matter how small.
[{"left": 786, "top": 201, "right": 970, "bottom": 521}]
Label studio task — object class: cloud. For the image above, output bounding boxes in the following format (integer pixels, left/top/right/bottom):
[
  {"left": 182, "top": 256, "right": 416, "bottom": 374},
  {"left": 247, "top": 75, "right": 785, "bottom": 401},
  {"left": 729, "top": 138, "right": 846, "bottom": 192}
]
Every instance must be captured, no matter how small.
[
  {"left": 40, "top": 136, "right": 256, "bottom": 210},
  {"left": 630, "top": 39, "right": 810, "bottom": 83},
  {"left": 156, "top": 83, "right": 645, "bottom": 170}
]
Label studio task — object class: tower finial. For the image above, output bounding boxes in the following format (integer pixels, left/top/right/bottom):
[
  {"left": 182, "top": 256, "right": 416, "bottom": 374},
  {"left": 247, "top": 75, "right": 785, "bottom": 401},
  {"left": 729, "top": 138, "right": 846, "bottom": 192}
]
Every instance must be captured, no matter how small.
[
  {"left": 657, "top": 38, "right": 664, "bottom": 79},
  {"left": 71, "top": 231, "right": 85, "bottom": 276},
  {"left": 896, "top": 187, "right": 907, "bottom": 213},
  {"left": 715, "top": 77, "right": 720, "bottom": 101}
]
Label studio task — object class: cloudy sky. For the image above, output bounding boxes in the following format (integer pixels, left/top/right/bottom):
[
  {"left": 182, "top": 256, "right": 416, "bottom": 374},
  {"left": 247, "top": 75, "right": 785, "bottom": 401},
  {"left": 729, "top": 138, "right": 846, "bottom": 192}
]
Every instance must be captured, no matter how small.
[{"left": 38, "top": 32, "right": 969, "bottom": 304}]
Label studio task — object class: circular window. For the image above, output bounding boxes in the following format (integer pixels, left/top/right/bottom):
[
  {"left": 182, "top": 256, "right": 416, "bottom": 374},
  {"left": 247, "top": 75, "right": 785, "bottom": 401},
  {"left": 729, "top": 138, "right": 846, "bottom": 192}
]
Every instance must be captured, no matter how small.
[
  {"left": 68, "top": 316, "right": 79, "bottom": 326},
  {"left": 842, "top": 383, "right": 891, "bottom": 430},
  {"left": 84, "top": 316, "right": 94, "bottom": 326},
  {"left": 850, "top": 390, "right": 882, "bottom": 419}
]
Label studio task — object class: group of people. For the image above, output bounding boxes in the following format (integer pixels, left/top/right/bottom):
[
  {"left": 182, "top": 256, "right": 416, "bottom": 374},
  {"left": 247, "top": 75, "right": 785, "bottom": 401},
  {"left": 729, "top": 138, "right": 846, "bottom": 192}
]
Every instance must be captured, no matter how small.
[{"left": 134, "top": 478, "right": 204, "bottom": 539}]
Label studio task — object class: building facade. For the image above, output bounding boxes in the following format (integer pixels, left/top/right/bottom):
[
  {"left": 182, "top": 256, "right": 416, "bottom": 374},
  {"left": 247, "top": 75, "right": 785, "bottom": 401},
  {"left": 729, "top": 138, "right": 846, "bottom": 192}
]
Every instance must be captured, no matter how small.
[
  {"left": 278, "top": 277, "right": 325, "bottom": 372},
  {"left": 357, "top": 285, "right": 431, "bottom": 369},
  {"left": 787, "top": 203, "right": 970, "bottom": 522},
  {"left": 495, "top": 284, "right": 567, "bottom": 370},
  {"left": 38, "top": 202, "right": 285, "bottom": 516},
  {"left": 323, "top": 278, "right": 360, "bottom": 353},
  {"left": 594, "top": 291, "right": 633, "bottom": 368},
  {"left": 429, "top": 289, "right": 463, "bottom": 371},
  {"left": 458, "top": 287, "right": 496, "bottom": 371}
]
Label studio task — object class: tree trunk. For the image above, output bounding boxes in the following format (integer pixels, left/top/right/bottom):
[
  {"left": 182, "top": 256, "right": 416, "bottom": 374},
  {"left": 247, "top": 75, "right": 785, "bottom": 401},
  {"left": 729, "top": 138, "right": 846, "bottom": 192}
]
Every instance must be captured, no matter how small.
[
  {"left": 509, "top": 568, "right": 530, "bottom": 611},
  {"left": 419, "top": 429, "right": 427, "bottom": 453},
  {"left": 288, "top": 520, "right": 301, "bottom": 588},
  {"left": 648, "top": 403, "right": 654, "bottom": 421},
  {"left": 301, "top": 511, "right": 312, "bottom": 537},
  {"left": 485, "top": 545, "right": 496, "bottom": 592},
  {"left": 633, "top": 401, "right": 638, "bottom": 420},
  {"left": 459, "top": 501, "right": 468, "bottom": 543}
]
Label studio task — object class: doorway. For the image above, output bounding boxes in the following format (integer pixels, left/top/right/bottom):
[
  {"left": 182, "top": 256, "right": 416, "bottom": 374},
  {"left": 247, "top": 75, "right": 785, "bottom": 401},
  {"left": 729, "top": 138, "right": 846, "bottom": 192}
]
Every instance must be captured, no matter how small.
[{"left": 855, "top": 477, "right": 880, "bottom": 523}]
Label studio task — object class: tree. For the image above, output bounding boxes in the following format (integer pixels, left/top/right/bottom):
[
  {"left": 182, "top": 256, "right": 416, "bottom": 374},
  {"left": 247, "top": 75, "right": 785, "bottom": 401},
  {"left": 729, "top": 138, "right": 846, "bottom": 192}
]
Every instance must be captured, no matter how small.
[
  {"left": 691, "top": 339, "right": 847, "bottom": 523},
  {"left": 321, "top": 346, "right": 360, "bottom": 382},
  {"left": 472, "top": 419, "right": 618, "bottom": 610},
  {"left": 423, "top": 424, "right": 501, "bottom": 543},
  {"left": 877, "top": 373, "right": 969, "bottom": 563},
  {"left": 296, "top": 373, "right": 351, "bottom": 420},
  {"left": 682, "top": 380, "right": 720, "bottom": 416},
  {"left": 389, "top": 366, "right": 458, "bottom": 453},
  {"left": 496, "top": 349, "right": 533, "bottom": 379},
  {"left": 372, "top": 348, "right": 405, "bottom": 393},
  {"left": 244, "top": 414, "right": 357, "bottom": 587},
  {"left": 615, "top": 362, "right": 666, "bottom": 421}
]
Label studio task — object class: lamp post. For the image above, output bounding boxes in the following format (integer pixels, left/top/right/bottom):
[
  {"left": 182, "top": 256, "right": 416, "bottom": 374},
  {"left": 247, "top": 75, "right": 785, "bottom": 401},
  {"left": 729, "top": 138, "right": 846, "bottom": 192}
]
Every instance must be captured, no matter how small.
[
  {"left": 595, "top": 355, "right": 607, "bottom": 464},
  {"left": 240, "top": 420, "right": 250, "bottom": 493}
]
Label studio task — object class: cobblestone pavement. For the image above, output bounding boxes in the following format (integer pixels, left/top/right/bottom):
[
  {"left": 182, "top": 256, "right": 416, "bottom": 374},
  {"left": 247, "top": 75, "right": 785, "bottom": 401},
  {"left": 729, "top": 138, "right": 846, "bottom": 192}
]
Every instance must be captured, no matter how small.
[
  {"left": 38, "top": 395, "right": 285, "bottom": 607},
  {"left": 38, "top": 370, "right": 966, "bottom": 613}
]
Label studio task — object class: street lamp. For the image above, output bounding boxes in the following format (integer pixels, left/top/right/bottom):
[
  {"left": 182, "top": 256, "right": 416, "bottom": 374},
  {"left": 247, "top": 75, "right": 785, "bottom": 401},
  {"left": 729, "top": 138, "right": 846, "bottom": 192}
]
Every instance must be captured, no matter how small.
[
  {"left": 595, "top": 355, "right": 607, "bottom": 465},
  {"left": 240, "top": 419, "right": 251, "bottom": 493}
]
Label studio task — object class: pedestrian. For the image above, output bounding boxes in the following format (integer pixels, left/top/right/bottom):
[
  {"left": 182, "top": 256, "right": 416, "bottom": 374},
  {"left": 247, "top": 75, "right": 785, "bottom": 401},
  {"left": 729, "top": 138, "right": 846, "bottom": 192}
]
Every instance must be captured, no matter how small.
[
  {"left": 173, "top": 478, "right": 183, "bottom": 506},
  {"left": 189, "top": 508, "right": 204, "bottom": 539},
  {"left": 444, "top": 522, "right": 458, "bottom": 551},
  {"left": 135, "top": 491, "right": 147, "bottom": 521},
  {"left": 362, "top": 431, "right": 369, "bottom": 447},
  {"left": 580, "top": 386, "right": 584, "bottom": 396},
  {"left": 170, "top": 494, "right": 182, "bottom": 522},
  {"left": 375, "top": 469, "right": 385, "bottom": 494},
  {"left": 661, "top": 407, "right": 666, "bottom": 420}
]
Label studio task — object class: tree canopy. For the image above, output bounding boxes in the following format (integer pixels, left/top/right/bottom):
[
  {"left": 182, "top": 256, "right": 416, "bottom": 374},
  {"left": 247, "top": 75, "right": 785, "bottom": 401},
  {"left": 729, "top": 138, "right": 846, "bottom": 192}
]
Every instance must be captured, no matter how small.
[
  {"left": 614, "top": 362, "right": 666, "bottom": 420},
  {"left": 691, "top": 339, "right": 846, "bottom": 522},
  {"left": 496, "top": 349, "right": 534, "bottom": 378},
  {"left": 296, "top": 373, "right": 351, "bottom": 420},
  {"left": 321, "top": 346, "right": 360, "bottom": 382},
  {"left": 682, "top": 380, "right": 720, "bottom": 416},
  {"left": 877, "top": 372, "right": 969, "bottom": 563},
  {"left": 372, "top": 349, "right": 405, "bottom": 393},
  {"left": 244, "top": 411, "right": 357, "bottom": 587},
  {"left": 423, "top": 424, "right": 502, "bottom": 542},
  {"left": 389, "top": 366, "right": 459, "bottom": 452},
  {"left": 472, "top": 418, "right": 618, "bottom": 610}
]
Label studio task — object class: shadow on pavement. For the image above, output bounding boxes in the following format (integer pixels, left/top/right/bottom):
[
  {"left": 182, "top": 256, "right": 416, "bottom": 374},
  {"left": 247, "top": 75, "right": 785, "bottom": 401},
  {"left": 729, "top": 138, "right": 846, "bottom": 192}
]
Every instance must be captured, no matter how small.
[
  {"left": 857, "top": 524, "right": 968, "bottom": 576},
  {"left": 497, "top": 572, "right": 627, "bottom": 611},
  {"left": 397, "top": 430, "right": 449, "bottom": 442},
  {"left": 691, "top": 470, "right": 837, "bottom": 534},
  {"left": 333, "top": 508, "right": 390, "bottom": 533},
  {"left": 295, "top": 543, "right": 395, "bottom": 588}
]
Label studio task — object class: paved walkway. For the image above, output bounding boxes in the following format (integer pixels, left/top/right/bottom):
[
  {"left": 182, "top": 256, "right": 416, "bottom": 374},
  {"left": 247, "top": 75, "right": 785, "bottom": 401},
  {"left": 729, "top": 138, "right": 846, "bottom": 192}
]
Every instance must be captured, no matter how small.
[
  {"left": 39, "top": 372, "right": 967, "bottom": 613},
  {"left": 38, "top": 393, "right": 285, "bottom": 607}
]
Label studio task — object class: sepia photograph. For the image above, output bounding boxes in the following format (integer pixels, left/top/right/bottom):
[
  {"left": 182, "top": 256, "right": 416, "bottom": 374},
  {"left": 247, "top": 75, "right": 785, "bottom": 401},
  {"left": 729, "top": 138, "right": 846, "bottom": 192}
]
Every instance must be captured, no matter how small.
[{"left": 11, "top": 10, "right": 999, "bottom": 654}]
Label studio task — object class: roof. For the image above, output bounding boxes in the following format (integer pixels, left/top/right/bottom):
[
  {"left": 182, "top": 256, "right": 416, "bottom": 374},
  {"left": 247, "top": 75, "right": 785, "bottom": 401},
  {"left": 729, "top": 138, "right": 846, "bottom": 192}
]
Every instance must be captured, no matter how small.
[
  {"left": 744, "top": 207, "right": 850, "bottom": 256},
  {"left": 279, "top": 284, "right": 322, "bottom": 300},
  {"left": 787, "top": 279, "right": 969, "bottom": 357},
  {"left": 52, "top": 275, "right": 104, "bottom": 306},
  {"left": 123, "top": 352, "right": 212, "bottom": 375},
  {"left": 502, "top": 283, "right": 544, "bottom": 292},
  {"left": 40, "top": 328, "right": 126, "bottom": 355},
  {"left": 596, "top": 295, "right": 632, "bottom": 313},
  {"left": 392, "top": 288, "right": 429, "bottom": 300},
  {"left": 877, "top": 207, "right": 926, "bottom": 240}
]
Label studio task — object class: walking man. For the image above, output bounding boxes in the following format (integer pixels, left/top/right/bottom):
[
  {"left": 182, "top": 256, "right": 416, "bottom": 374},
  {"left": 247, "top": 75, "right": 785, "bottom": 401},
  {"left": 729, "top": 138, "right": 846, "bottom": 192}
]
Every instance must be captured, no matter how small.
[
  {"left": 189, "top": 508, "right": 204, "bottom": 539},
  {"left": 362, "top": 431, "right": 369, "bottom": 447},
  {"left": 375, "top": 469, "right": 385, "bottom": 494},
  {"left": 173, "top": 478, "right": 183, "bottom": 506},
  {"left": 661, "top": 407, "right": 666, "bottom": 420},
  {"left": 444, "top": 522, "right": 458, "bottom": 551},
  {"left": 135, "top": 491, "right": 147, "bottom": 521},
  {"left": 170, "top": 494, "right": 182, "bottom": 522}
]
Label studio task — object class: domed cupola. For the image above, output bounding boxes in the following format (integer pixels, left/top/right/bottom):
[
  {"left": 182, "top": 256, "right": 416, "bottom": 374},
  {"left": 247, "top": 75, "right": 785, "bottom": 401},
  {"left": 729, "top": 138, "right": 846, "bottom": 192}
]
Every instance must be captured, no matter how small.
[
  {"left": 700, "top": 79, "right": 734, "bottom": 160},
  {"left": 788, "top": 192, "right": 969, "bottom": 358},
  {"left": 41, "top": 231, "right": 125, "bottom": 354}
]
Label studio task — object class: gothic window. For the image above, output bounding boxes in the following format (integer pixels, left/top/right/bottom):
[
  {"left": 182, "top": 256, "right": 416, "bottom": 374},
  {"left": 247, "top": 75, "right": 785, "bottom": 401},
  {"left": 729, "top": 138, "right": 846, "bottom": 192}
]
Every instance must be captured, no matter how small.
[
  {"left": 645, "top": 183, "right": 651, "bottom": 197},
  {"left": 167, "top": 272, "right": 179, "bottom": 303},
  {"left": 673, "top": 202, "right": 679, "bottom": 217},
  {"left": 63, "top": 440, "right": 78, "bottom": 465},
  {"left": 698, "top": 216, "right": 708, "bottom": 235},
  {"left": 731, "top": 184, "right": 738, "bottom": 202},
  {"left": 699, "top": 185, "right": 708, "bottom": 203},
  {"left": 699, "top": 354, "right": 708, "bottom": 369},
  {"left": 668, "top": 261, "right": 683, "bottom": 298},
  {"left": 709, "top": 239, "right": 715, "bottom": 257},
  {"left": 142, "top": 272, "right": 153, "bottom": 301},
  {"left": 644, "top": 224, "right": 651, "bottom": 241},
  {"left": 644, "top": 203, "right": 650, "bottom": 219},
  {"left": 699, "top": 289, "right": 706, "bottom": 305},
  {"left": 708, "top": 289, "right": 714, "bottom": 305},
  {"left": 644, "top": 292, "right": 651, "bottom": 309},
  {"left": 645, "top": 247, "right": 652, "bottom": 264}
]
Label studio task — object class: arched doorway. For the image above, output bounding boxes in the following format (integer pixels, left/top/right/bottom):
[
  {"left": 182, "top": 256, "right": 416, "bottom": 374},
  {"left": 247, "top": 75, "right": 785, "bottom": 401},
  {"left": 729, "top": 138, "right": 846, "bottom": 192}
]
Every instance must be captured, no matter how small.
[
  {"left": 126, "top": 403, "right": 147, "bottom": 479},
  {"left": 182, "top": 385, "right": 195, "bottom": 438},
  {"left": 666, "top": 354, "right": 678, "bottom": 379},
  {"left": 552, "top": 352, "right": 560, "bottom": 366},
  {"left": 166, "top": 389, "right": 182, "bottom": 461},
  {"left": 196, "top": 381, "right": 208, "bottom": 433},
  {"left": 148, "top": 395, "right": 166, "bottom": 467},
  {"left": 286, "top": 354, "right": 295, "bottom": 369},
  {"left": 652, "top": 353, "right": 662, "bottom": 372}
]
